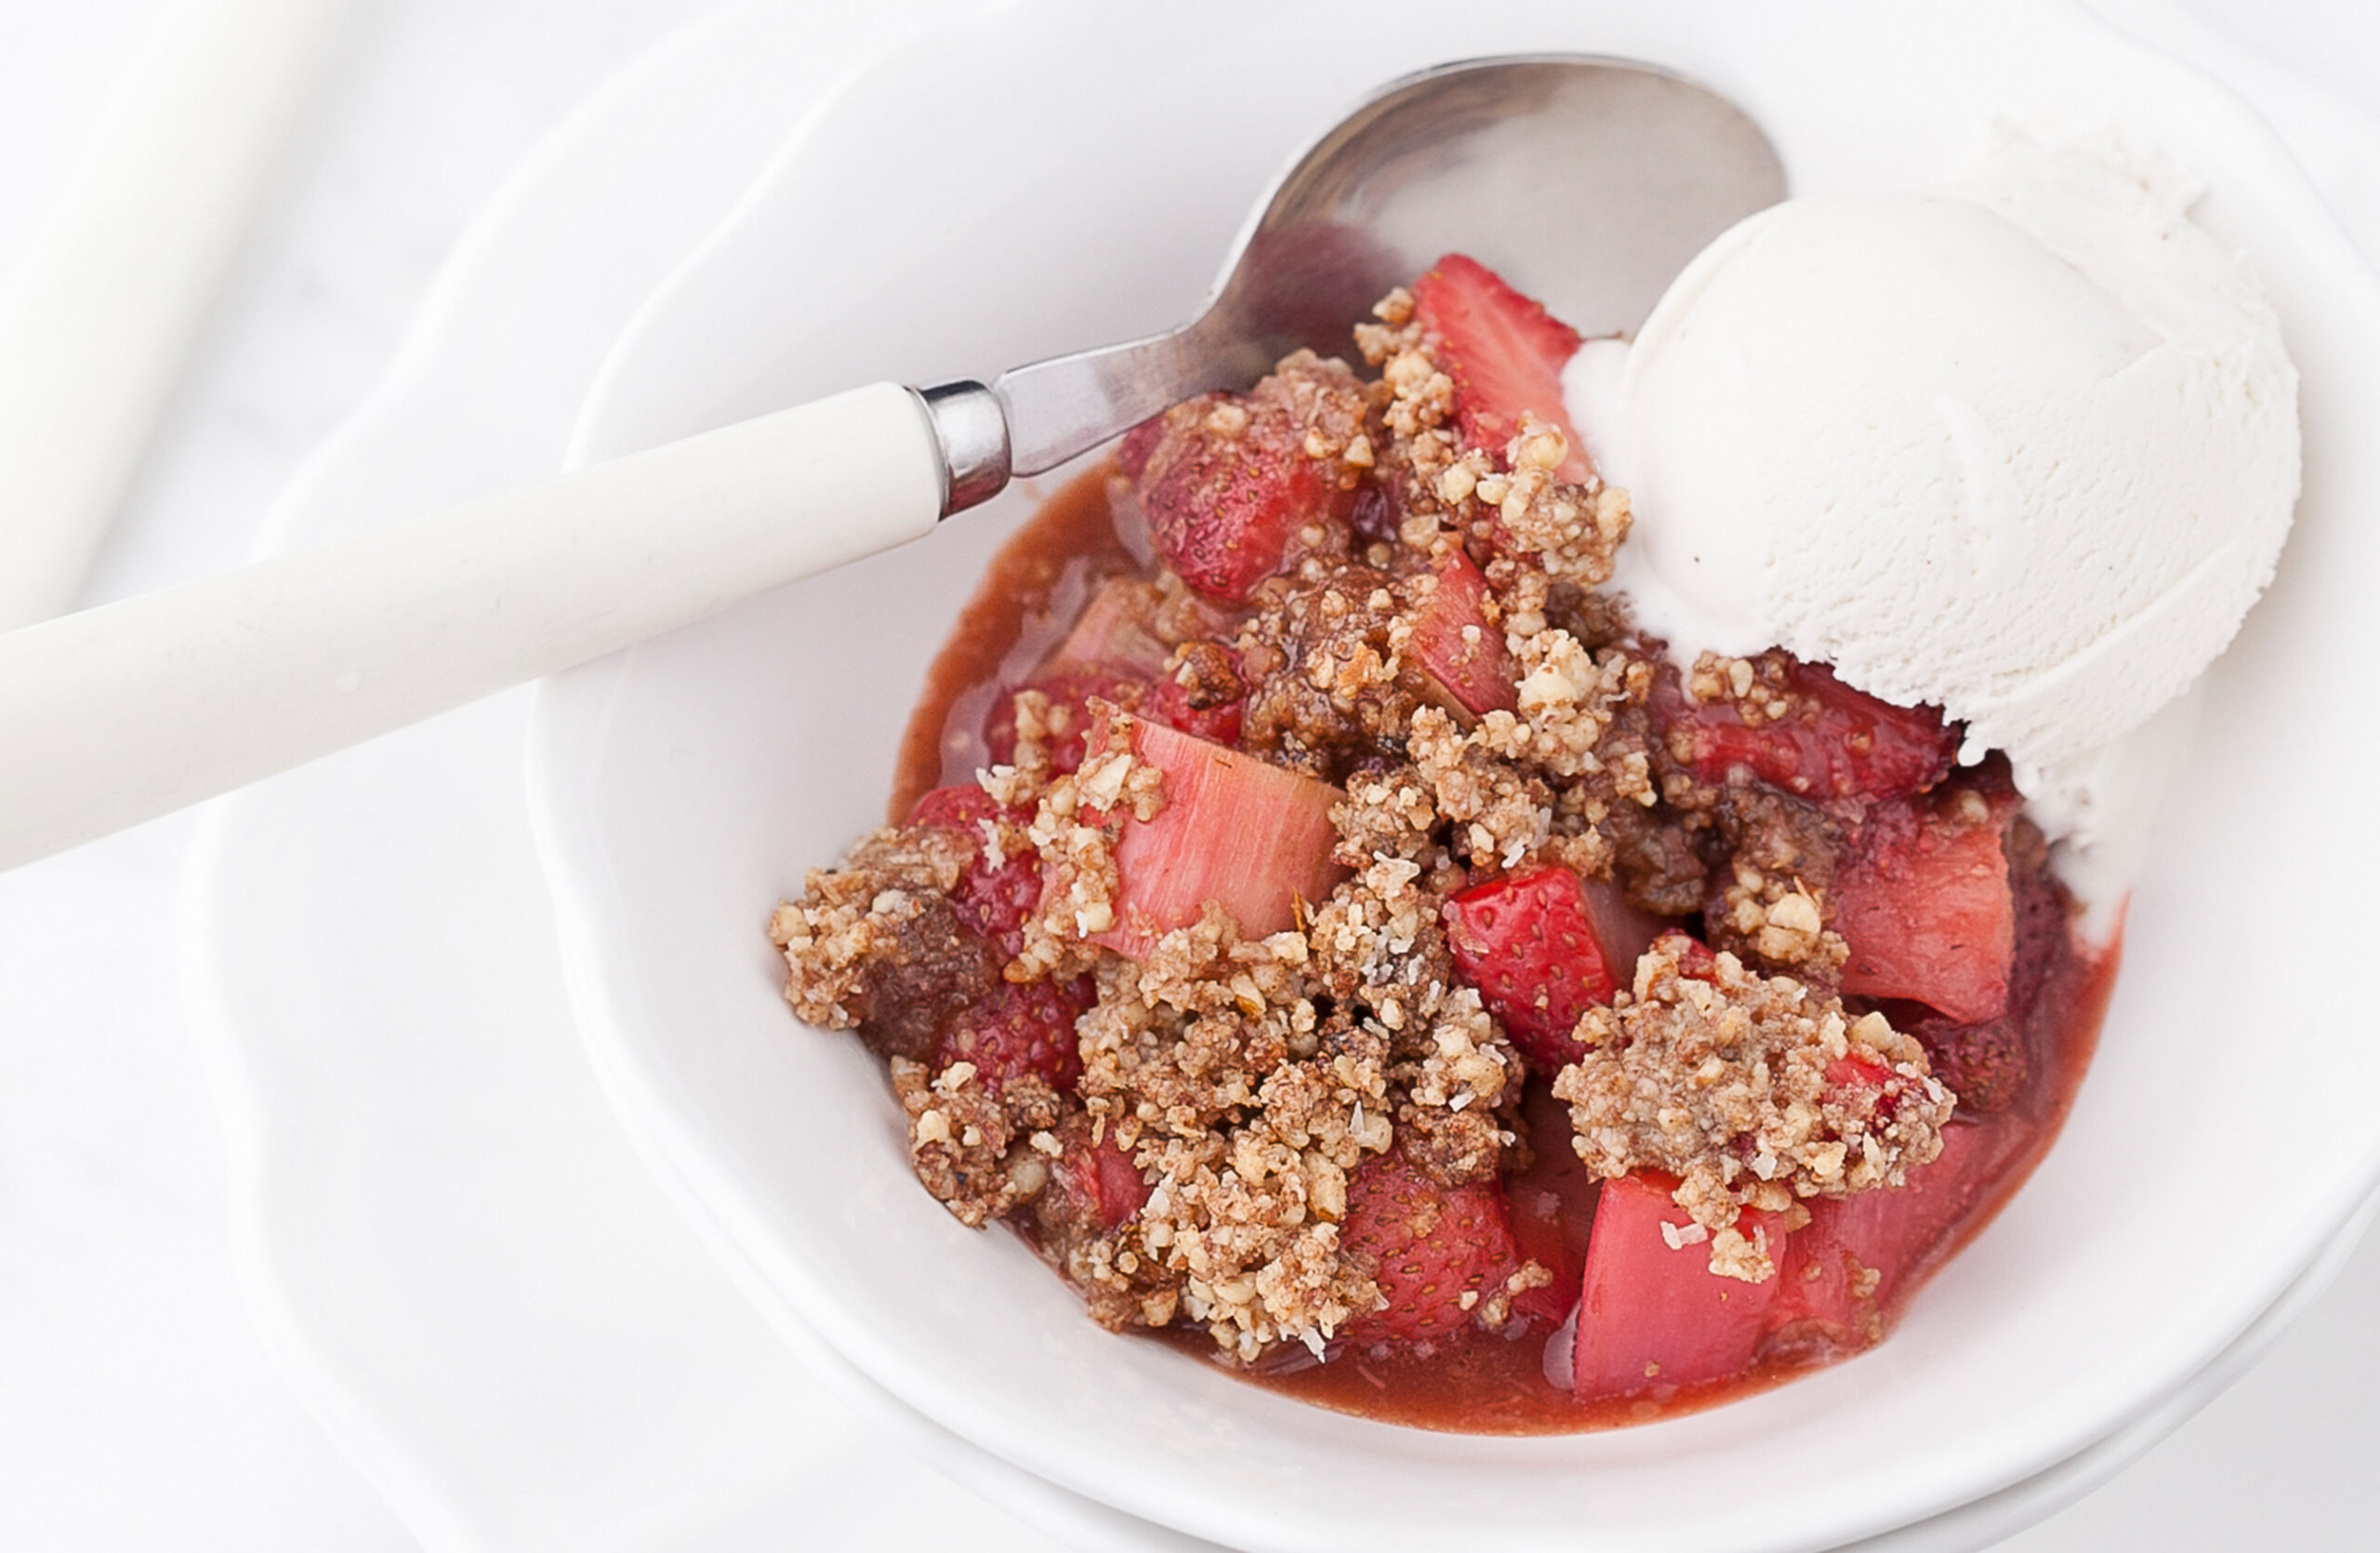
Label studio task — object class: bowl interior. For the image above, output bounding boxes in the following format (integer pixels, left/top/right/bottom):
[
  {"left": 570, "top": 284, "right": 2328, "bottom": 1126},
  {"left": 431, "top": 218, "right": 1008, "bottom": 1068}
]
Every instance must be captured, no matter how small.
[{"left": 529, "top": 2, "right": 2380, "bottom": 1548}]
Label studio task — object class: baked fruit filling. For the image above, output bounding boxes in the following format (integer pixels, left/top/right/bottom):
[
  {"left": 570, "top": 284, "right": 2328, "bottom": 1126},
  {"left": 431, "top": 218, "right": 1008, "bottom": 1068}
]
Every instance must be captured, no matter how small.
[{"left": 769, "top": 256, "right": 2108, "bottom": 1431}]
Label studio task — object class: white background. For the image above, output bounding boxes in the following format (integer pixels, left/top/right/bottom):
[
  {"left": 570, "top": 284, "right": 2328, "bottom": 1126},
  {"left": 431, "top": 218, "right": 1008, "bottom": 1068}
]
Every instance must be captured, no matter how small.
[{"left": 0, "top": 2, "right": 2372, "bottom": 1548}]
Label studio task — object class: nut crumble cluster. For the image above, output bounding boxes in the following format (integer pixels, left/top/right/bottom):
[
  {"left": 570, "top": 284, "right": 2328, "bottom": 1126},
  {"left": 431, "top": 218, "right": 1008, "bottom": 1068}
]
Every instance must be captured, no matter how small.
[
  {"left": 770, "top": 281, "right": 1967, "bottom": 1369},
  {"left": 1554, "top": 936, "right": 1952, "bottom": 1283}
]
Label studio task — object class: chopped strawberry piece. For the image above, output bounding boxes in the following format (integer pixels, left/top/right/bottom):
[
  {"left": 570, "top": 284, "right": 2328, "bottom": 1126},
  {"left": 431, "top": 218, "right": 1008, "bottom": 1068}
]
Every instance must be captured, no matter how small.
[
  {"left": 1117, "top": 416, "right": 1167, "bottom": 480},
  {"left": 940, "top": 976, "right": 1094, "bottom": 1097},
  {"left": 1658, "top": 928, "right": 1721, "bottom": 983},
  {"left": 1342, "top": 1148, "right": 1526, "bottom": 1347},
  {"left": 1086, "top": 713, "right": 1346, "bottom": 961},
  {"left": 985, "top": 667, "right": 1147, "bottom": 775},
  {"left": 1835, "top": 788, "right": 2017, "bottom": 1025},
  {"left": 1819, "top": 1049, "right": 1945, "bottom": 1137},
  {"left": 908, "top": 783, "right": 1041, "bottom": 959},
  {"left": 1408, "top": 551, "right": 1517, "bottom": 718},
  {"left": 1908, "top": 1008, "right": 2030, "bottom": 1116},
  {"left": 1652, "top": 657, "right": 1957, "bottom": 801},
  {"left": 1572, "top": 1172, "right": 1786, "bottom": 1400},
  {"left": 1088, "top": 1134, "right": 1153, "bottom": 1228},
  {"left": 1057, "top": 1127, "right": 1153, "bottom": 1231},
  {"left": 1506, "top": 1084, "right": 1603, "bottom": 1327},
  {"left": 1044, "top": 577, "right": 1171, "bottom": 680},
  {"left": 907, "top": 782, "right": 999, "bottom": 832},
  {"left": 1123, "top": 390, "right": 1354, "bottom": 603},
  {"left": 952, "top": 854, "right": 1042, "bottom": 962},
  {"left": 1443, "top": 866, "right": 1620, "bottom": 1069},
  {"left": 1036, "top": 1120, "right": 1154, "bottom": 1243},
  {"left": 1143, "top": 643, "right": 1248, "bottom": 748},
  {"left": 1145, "top": 676, "right": 1245, "bottom": 747},
  {"left": 1412, "top": 253, "right": 1589, "bottom": 480},
  {"left": 1767, "top": 1122, "right": 2026, "bottom": 1355},
  {"left": 1825, "top": 1052, "right": 1894, "bottom": 1092}
]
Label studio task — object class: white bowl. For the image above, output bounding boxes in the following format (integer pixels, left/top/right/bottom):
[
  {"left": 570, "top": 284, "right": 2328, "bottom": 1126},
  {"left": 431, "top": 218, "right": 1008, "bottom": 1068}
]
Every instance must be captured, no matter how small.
[{"left": 527, "top": 2, "right": 2380, "bottom": 1548}]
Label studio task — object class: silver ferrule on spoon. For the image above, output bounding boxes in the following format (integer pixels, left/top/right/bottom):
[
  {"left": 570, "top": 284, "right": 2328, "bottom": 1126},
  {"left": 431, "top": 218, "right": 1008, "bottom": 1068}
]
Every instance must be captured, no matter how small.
[{"left": 918, "top": 381, "right": 1011, "bottom": 515}]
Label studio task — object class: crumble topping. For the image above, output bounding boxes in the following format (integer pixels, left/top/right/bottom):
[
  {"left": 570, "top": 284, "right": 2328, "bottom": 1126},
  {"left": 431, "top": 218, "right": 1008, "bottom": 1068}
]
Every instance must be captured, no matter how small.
[
  {"left": 1554, "top": 936, "right": 1952, "bottom": 1281},
  {"left": 1073, "top": 908, "right": 1393, "bottom": 1358},
  {"left": 1404, "top": 706, "right": 1554, "bottom": 870},
  {"left": 1702, "top": 784, "right": 1851, "bottom": 980},
  {"left": 768, "top": 826, "right": 991, "bottom": 1060},
  {"left": 1236, "top": 564, "right": 1420, "bottom": 776},
  {"left": 768, "top": 281, "right": 2039, "bottom": 1374},
  {"left": 891, "top": 1057, "right": 1063, "bottom": 1228},
  {"left": 1357, "top": 288, "right": 1628, "bottom": 593},
  {"left": 1006, "top": 713, "right": 1162, "bottom": 980},
  {"left": 1686, "top": 650, "right": 1797, "bottom": 719}
]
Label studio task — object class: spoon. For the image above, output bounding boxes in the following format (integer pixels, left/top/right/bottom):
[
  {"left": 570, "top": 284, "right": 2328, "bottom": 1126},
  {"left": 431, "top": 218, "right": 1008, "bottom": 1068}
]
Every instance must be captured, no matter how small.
[{"left": 0, "top": 55, "right": 1782, "bottom": 870}]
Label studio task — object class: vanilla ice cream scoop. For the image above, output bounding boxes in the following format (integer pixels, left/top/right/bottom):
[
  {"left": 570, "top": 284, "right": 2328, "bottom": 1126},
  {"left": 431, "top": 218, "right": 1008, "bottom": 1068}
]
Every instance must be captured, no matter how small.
[{"left": 1571, "top": 128, "right": 2300, "bottom": 890}]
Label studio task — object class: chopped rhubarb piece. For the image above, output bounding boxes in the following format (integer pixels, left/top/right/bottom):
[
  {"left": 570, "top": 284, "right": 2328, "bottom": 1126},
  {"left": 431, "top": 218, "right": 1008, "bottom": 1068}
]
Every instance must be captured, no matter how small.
[
  {"left": 1412, "top": 253, "right": 1590, "bottom": 480},
  {"left": 1408, "top": 551, "right": 1517, "bottom": 717},
  {"left": 1507, "top": 1083, "right": 1603, "bottom": 1327},
  {"left": 1573, "top": 1172, "right": 1785, "bottom": 1400},
  {"left": 984, "top": 667, "right": 1148, "bottom": 775},
  {"left": 939, "top": 975, "right": 1094, "bottom": 1097},
  {"left": 1044, "top": 577, "right": 1171, "bottom": 679},
  {"left": 1342, "top": 1148, "right": 1526, "bottom": 1347},
  {"left": 1580, "top": 877, "right": 1669, "bottom": 986},
  {"left": 1123, "top": 388, "right": 1355, "bottom": 603},
  {"left": 1443, "top": 866, "right": 1620, "bottom": 1069},
  {"left": 1652, "top": 656, "right": 1957, "bottom": 801},
  {"left": 908, "top": 783, "right": 1042, "bottom": 958},
  {"left": 1835, "top": 789, "right": 2017, "bottom": 1024},
  {"left": 1088, "top": 713, "right": 1347, "bottom": 960},
  {"left": 1767, "top": 1122, "right": 2025, "bottom": 1354}
]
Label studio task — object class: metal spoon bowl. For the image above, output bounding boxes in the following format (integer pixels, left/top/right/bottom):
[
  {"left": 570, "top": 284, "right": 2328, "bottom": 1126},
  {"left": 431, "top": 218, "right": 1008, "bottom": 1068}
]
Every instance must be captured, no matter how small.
[
  {"left": 0, "top": 54, "right": 1781, "bottom": 869},
  {"left": 975, "top": 55, "right": 1785, "bottom": 493}
]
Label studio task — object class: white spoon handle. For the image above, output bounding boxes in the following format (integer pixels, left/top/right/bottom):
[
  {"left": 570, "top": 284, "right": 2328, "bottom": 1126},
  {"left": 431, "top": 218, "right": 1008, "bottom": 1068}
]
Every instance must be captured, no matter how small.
[{"left": 0, "top": 381, "right": 945, "bottom": 870}]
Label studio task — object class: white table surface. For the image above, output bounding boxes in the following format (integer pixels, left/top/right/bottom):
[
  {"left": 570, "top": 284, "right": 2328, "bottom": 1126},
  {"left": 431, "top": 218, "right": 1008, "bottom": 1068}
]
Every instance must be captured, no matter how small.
[{"left": 0, "top": 3, "right": 2373, "bottom": 1548}]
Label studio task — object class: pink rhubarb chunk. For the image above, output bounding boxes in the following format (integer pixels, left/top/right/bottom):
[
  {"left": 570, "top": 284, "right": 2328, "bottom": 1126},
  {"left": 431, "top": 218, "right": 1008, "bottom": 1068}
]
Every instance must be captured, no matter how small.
[
  {"left": 1768, "top": 1121, "right": 2025, "bottom": 1353},
  {"left": 1045, "top": 576, "right": 1172, "bottom": 679},
  {"left": 1834, "top": 791, "right": 2017, "bottom": 1025},
  {"left": 1572, "top": 1172, "right": 1784, "bottom": 1400},
  {"left": 1089, "top": 714, "right": 1347, "bottom": 960},
  {"left": 1408, "top": 551, "right": 1517, "bottom": 718},
  {"left": 1580, "top": 876, "right": 1667, "bottom": 986}
]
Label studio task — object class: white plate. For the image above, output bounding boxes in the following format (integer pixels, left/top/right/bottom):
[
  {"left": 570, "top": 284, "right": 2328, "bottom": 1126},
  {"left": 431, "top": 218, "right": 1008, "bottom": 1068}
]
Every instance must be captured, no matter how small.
[
  {"left": 180, "top": 6, "right": 1125, "bottom": 1549},
  {"left": 528, "top": 2, "right": 2380, "bottom": 1551}
]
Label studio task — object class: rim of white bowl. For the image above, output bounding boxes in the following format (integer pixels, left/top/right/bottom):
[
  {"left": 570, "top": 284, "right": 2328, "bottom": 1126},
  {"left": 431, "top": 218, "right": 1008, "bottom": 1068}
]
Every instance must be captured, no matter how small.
[{"left": 527, "top": 2, "right": 2380, "bottom": 1548}]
